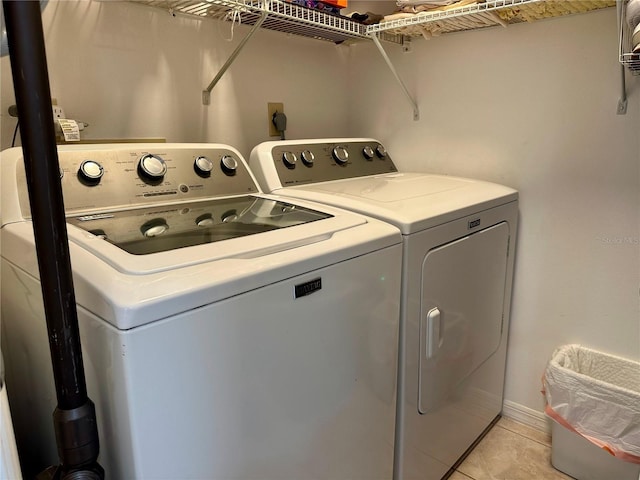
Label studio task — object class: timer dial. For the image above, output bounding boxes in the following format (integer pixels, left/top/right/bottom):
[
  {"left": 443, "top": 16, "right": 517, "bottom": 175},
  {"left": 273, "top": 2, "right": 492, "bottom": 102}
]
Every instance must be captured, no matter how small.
[{"left": 138, "top": 154, "right": 167, "bottom": 182}]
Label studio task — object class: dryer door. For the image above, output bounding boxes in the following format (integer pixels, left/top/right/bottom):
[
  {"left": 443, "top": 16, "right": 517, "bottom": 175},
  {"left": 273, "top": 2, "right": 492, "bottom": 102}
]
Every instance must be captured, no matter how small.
[{"left": 418, "top": 222, "right": 510, "bottom": 414}]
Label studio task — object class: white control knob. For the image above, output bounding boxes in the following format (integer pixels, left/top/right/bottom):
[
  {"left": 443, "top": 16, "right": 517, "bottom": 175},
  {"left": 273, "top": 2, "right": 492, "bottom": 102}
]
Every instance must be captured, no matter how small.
[
  {"left": 138, "top": 154, "right": 167, "bottom": 181},
  {"left": 376, "top": 145, "right": 387, "bottom": 158},
  {"left": 196, "top": 214, "right": 215, "bottom": 227},
  {"left": 282, "top": 151, "right": 297, "bottom": 169},
  {"left": 78, "top": 160, "right": 104, "bottom": 184},
  {"left": 222, "top": 211, "right": 238, "bottom": 223},
  {"left": 301, "top": 150, "right": 315, "bottom": 167},
  {"left": 220, "top": 155, "right": 238, "bottom": 176},
  {"left": 141, "top": 219, "right": 169, "bottom": 237},
  {"left": 362, "top": 146, "right": 375, "bottom": 160},
  {"left": 332, "top": 146, "right": 349, "bottom": 165},
  {"left": 194, "top": 156, "right": 214, "bottom": 177}
]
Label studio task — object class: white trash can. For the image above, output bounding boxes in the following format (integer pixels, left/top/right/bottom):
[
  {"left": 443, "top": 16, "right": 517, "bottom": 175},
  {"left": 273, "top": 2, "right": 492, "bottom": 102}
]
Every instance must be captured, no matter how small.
[{"left": 544, "top": 344, "right": 640, "bottom": 480}]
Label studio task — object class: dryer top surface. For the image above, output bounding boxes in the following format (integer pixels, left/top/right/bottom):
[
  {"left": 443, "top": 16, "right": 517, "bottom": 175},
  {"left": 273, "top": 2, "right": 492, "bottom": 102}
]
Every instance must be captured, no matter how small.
[
  {"left": 249, "top": 139, "right": 518, "bottom": 235},
  {"left": 284, "top": 172, "right": 518, "bottom": 235}
]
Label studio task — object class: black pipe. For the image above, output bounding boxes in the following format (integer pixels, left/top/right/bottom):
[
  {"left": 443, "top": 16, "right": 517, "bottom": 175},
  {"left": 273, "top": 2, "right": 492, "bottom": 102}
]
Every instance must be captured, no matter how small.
[
  {"left": 2, "top": 1, "right": 103, "bottom": 477},
  {"left": 3, "top": 0, "right": 85, "bottom": 416}
]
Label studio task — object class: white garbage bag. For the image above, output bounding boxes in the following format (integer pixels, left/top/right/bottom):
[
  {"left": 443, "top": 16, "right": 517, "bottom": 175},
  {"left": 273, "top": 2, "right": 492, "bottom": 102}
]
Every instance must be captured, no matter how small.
[{"left": 544, "top": 344, "right": 640, "bottom": 464}]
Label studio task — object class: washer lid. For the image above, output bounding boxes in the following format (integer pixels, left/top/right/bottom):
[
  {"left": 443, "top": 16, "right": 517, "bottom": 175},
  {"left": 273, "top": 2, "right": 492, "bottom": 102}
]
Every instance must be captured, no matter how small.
[
  {"left": 64, "top": 195, "right": 372, "bottom": 275},
  {"left": 284, "top": 173, "right": 518, "bottom": 235},
  {"left": 67, "top": 196, "right": 331, "bottom": 257}
]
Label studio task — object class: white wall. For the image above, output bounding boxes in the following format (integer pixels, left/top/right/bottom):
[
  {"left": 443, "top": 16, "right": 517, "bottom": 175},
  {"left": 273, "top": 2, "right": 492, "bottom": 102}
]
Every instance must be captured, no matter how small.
[
  {"left": 347, "top": 8, "right": 640, "bottom": 416},
  {"left": 0, "top": 0, "right": 352, "bottom": 158}
]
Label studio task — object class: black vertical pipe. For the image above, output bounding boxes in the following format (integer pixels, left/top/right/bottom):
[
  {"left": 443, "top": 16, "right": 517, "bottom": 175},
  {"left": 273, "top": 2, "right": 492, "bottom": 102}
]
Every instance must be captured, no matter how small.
[
  {"left": 3, "top": 0, "right": 87, "bottom": 411},
  {"left": 3, "top": 2, "right": 102, "bottom": 476}
]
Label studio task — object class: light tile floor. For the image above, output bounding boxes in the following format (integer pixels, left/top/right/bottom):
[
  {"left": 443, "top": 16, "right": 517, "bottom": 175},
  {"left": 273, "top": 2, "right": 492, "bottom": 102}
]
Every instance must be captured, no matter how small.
[{"left": 449, "top": 417, "right": 574, "bottom": 480}]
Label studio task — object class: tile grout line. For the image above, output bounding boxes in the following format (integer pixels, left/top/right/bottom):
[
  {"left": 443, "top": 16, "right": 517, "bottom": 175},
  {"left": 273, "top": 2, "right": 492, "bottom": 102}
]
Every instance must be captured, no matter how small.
[
  {"left": 495, "top": 422, "right": 553, "bottom": 449},
  {"left": 453, "top": 470, "right": 476, "bottom": 480},
  {"left": 453, "top": 419, "right": 575, "bottom": 480}
]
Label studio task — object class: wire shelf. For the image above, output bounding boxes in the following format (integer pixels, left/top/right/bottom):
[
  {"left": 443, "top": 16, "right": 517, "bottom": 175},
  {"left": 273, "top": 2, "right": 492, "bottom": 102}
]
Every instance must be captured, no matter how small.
[
  {"left": 130, "top": 0, "right": 369, "bottom": 43},
  {"left": 367, "top": 0, "right": 615, "bottom": 38},
  {"left": 619, "top": 0, "right": 640, "bottom": 75},
  {"left": 126, "top": 0, "right": 623, "bottom": 113}
]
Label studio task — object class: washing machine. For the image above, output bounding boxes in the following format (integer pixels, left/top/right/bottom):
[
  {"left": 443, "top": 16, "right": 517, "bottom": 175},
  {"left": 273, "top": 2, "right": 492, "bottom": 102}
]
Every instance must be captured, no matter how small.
[
  {"left": 0, "top": 143, "right": 403, "bottom": 479},
  {"left": 250, "top": 138, "right": 519, "bottom": 480},
  {"left": 1, "top": 352, "right": 22, "bottom": 480},
  {"left": 0, "top": 185, "right": 22, "bottom": 480}
]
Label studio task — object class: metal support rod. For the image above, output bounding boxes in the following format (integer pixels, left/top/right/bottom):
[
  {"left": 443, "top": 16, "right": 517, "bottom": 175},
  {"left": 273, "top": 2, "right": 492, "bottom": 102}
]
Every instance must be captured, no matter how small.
[
  {"left": 2, "top": 2, "right": 103, "bottom": 477},
  {"left": 618, "top": 64, "right": 628, "bottom": 115},
  {"left": 616, "top": 0, "right": 627, "bottom": 115},
  {"left": 203, "top": 11, "right": 268, "bottom": 105},
  {"left": 369, "top": 32, "right": 420, "bottom": 121}
]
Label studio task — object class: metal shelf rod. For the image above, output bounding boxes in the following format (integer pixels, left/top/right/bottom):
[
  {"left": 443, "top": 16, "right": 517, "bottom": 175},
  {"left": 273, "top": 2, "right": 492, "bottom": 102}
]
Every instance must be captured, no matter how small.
[
  {"left": 617, "top": 0, "right": 628, "bottom": 114},
  {"left": 369, "top": 32, "right": 420, "bottom": 121},
  {"left": 202, "top": 10, "right": 268, "bottom": 105}
]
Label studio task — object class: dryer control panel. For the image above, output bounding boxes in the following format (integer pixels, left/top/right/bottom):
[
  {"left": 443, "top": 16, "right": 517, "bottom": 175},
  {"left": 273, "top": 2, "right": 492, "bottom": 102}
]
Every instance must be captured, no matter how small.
[
  {"left": 268, "top": 141, "right": 398, "bottom": 187},
  {"left": 16, "top": 146, "right": 259, "bottom": 218}
]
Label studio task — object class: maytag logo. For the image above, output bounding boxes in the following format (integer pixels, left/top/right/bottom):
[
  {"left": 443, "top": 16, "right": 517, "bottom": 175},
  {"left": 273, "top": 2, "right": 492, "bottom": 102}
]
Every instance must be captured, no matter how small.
[
  {"left": 295, "top": 278, "right": 322, "bottom": 298},
  {"left": 468, "top": 218, "right": 481, "bottom": 229}
]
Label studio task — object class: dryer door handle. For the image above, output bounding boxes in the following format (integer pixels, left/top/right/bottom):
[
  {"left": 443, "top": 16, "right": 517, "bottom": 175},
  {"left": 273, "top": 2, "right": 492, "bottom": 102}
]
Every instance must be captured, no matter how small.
[{"left": 426, "top": 307, "right": 443, "bottom": 359}]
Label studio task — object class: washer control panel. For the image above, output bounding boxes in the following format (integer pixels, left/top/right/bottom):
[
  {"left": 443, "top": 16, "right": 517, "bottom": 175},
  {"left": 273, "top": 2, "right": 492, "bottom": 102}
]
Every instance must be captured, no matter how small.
[
  {"left": 17, "top": 146, "right": 259, "bottom": 218},
  {"left": 270, "top": 141, "right": 397, "bottom": 186}
]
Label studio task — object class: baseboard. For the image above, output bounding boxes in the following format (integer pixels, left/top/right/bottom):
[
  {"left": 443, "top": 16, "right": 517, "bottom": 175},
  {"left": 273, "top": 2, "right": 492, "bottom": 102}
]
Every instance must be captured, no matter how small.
[{"left": 502, "top": 399, "right": 551, "bottom": 434}]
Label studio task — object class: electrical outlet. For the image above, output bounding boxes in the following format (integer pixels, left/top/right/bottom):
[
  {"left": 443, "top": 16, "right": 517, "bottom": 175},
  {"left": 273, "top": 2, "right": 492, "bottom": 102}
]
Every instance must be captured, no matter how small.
[
  {"left": 52, "top": 105, "right": 65, "bottom": 120},
  {"left": 268, "top": 102, "right": 283, "bottom": 137}
]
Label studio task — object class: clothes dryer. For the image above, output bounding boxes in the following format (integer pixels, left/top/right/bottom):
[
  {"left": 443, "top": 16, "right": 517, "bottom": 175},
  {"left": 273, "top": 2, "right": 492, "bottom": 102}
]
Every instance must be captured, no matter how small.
[
  {"left": 250, "top": 138, "right": 519, "bottom": 480},
  {"left": 0, "top": 143, "right": 402, "bottom": 479}
]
